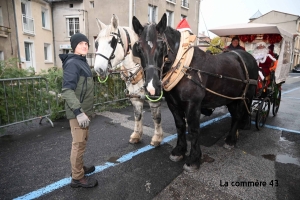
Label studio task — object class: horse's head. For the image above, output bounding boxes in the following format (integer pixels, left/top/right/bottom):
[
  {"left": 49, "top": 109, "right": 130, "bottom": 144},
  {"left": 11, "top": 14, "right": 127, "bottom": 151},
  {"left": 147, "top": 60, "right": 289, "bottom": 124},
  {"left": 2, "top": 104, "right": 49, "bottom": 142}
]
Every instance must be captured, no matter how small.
[
  {"left": 132, "top": 14, "right": 169, "bottom": 97},
  {"left": 94, "top": 14, "right": 126, "bottom": 78}
]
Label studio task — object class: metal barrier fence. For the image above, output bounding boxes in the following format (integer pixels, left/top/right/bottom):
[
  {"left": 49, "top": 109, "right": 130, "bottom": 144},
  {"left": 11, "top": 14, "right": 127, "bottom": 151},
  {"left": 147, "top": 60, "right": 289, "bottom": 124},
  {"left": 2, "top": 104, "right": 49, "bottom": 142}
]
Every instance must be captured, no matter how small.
[
  {"left": 0, "top": 73, "right": 128, "bottom": 130},
  {"left": 0, "top": 77, "right": 53, "bottom": 128}
]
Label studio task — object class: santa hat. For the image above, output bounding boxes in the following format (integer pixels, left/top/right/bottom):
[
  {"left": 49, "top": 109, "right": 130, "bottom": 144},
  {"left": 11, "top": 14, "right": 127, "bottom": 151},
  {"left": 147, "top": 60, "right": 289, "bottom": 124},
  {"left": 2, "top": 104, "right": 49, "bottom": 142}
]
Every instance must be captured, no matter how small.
[{"left": 176, "top": 18, "right": 192, "bottom": 33}]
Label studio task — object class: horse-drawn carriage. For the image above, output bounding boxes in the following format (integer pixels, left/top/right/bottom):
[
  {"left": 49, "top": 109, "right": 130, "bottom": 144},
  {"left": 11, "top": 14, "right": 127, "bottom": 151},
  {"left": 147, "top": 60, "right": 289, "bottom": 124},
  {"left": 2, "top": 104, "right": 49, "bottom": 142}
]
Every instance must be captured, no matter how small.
[
  {"left": 210, "top": 23, "right": 294, "bottom": 130},
  {"left": 94, "top": 14, "right": 293, "bottom": 172}
]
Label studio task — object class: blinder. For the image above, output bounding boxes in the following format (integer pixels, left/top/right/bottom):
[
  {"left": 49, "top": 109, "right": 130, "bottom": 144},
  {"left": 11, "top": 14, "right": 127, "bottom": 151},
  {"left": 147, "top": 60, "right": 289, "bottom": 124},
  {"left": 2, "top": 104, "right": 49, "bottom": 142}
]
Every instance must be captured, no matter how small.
[{"left": 94, "top": 29, "right": 126, "bottom": 71}]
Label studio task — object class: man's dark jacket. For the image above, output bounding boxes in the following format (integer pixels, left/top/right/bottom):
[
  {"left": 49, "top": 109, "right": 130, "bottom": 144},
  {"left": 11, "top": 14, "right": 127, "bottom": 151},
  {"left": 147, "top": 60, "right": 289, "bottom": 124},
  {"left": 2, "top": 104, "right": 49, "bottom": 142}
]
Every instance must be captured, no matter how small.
[{"left": 59, "top": 54, "right": 94, "bottom": 119}]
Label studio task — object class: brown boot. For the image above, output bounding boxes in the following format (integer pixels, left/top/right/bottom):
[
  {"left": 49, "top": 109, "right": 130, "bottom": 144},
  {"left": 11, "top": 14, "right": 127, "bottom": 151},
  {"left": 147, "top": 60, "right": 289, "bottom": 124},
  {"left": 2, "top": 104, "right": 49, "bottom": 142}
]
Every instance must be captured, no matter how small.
[{"left": 70, "top": 176, "right": 98, "bottom": 188}]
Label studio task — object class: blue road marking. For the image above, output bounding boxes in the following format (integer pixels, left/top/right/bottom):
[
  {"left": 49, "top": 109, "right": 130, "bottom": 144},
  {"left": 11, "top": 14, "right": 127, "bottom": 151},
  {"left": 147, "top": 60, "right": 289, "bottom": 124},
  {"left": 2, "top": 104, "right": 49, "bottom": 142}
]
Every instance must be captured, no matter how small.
[
  {"left": 282, "top": 87, "right": 300, "bottom": 95},
  {"left": 264, "top": 124, "right": 300, "bottom": 134}
]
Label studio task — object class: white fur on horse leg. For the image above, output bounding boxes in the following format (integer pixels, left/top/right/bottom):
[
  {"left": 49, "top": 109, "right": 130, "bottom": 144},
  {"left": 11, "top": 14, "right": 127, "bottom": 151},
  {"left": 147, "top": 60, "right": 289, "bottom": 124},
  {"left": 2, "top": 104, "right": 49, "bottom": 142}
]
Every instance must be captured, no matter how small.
[
  {"left": 129, "top": 131, "right": 142, "bottom": 144},
  {"left": 129, "top": 99, "right": 144, "bottom": 144},
  {"left": 183, "top": 164, "right": 199, "bottom": 173},
  {"left": 149, "top": 102, "right": 163, "bottom": 146},
  {"left": 169, "top": 154, "right": 184, "bottom": 162},
  {"left": 151, "top": 133, "right": 163, "bottom": 146}
]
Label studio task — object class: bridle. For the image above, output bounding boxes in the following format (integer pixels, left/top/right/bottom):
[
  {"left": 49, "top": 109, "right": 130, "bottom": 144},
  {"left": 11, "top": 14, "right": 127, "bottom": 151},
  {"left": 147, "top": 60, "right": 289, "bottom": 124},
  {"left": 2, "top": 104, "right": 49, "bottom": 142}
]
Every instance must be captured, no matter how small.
[
  {"left": 95, "top": 29, "right": 124, "bottom": 68},
  {"left": 140, "top": 32, "right": 173, "bottom": 73},
  {"left": 95, "top": 27, "right": 143, "bottom": 84},
  {"left": 135, "top": 29, "right": 174, "bottom": 101}
]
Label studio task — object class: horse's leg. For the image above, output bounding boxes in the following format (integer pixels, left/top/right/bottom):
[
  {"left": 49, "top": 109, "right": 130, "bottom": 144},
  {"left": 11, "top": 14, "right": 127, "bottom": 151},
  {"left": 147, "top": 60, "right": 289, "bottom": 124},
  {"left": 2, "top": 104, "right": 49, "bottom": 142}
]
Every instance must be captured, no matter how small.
[
  {"left": 148, "top": 101, "right": 163, "bottom": 147},
  {"left": 168, "top": 103, "right": 187, "bottom": 162},
  {"left": 224, "top": 100, "right": 245, "bottom": 149},
  {"left": 183, "top": 104, "right": 202, "bottom": 172},
  {"left": 129, "top": 98, "right": 144, "bottom": 144}
]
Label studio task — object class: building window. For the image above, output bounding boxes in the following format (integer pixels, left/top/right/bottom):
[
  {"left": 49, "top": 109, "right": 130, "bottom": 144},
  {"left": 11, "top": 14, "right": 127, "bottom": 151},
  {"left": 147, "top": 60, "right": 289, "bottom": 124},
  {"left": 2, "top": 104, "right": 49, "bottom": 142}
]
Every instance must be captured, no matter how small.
[
  {"left": 0, "top": 51, "right": 4, "bottom": 61},
  {"left": 181, "top": 15, "right": 187, "bottom": 20},
  {"left": 44, "top": 43, "right": 51, "bottom": 61},
  {"left": 148, "top": 5, "right": 157, "bottom": 23},
  {"left": 90, "top": 1, "right": 94, "bottom": 8},
  {"left": 41, "top": 8, "right": 49, "bottom": 29},
  {"left": 181, "top": 0, "right": 189, "bottom": 8},
  {"left": 24, "top": 42, "right": 31, "bottom": 61},
  {"left": 0, "top": 7, "right": 3, "bottom": 26},
  {"left": 166, "top": 10, "right": 174, "bottom": 27},
  {"left": 21, "top": 0, "right": 34, "bottom": 34},
  {"left": 69, "top": 4, "right": 73, "bottom": 8},
  {"left": 67, "top": 17, "right": 79, "bottom": 37}
]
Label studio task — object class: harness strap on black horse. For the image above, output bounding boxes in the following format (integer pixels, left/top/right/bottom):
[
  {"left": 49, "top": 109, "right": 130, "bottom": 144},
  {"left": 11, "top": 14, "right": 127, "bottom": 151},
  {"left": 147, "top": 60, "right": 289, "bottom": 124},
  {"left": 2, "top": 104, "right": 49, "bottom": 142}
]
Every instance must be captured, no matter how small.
[{"left": 183, "top": 50, "right": 258, "bottom": 115}]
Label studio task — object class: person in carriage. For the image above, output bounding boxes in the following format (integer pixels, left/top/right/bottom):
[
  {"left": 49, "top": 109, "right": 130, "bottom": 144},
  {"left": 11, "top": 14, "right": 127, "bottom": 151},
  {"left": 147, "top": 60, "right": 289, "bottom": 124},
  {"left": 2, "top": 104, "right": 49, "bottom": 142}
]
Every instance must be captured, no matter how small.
[
  {"left": 252, "top": 42, "right": 277, "bottom": 89},
  {"left": 224, "top": 36, "right": 245, "bottom": 51}
]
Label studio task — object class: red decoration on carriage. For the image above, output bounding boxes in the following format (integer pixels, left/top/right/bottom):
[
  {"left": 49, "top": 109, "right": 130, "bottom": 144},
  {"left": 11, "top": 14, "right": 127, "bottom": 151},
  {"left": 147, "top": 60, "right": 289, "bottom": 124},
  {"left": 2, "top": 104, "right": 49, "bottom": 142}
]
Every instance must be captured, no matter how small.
[
  {"left": 262, "top": 34, "right": 282, "bottom": 44},
  {"left": 239, "top": 34, "right": 256, "bottom": 43}
]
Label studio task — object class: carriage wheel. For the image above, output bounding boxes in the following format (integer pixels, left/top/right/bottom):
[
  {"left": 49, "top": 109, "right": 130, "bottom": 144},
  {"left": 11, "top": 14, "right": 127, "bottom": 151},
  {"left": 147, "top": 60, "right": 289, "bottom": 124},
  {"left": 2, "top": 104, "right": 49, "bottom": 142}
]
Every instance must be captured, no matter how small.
[
  {"left": 272, "top": 86, "right": 281, "bottom": 116},
  {"left": 255, "top": 97, "right": 270, "bottom": 130}
]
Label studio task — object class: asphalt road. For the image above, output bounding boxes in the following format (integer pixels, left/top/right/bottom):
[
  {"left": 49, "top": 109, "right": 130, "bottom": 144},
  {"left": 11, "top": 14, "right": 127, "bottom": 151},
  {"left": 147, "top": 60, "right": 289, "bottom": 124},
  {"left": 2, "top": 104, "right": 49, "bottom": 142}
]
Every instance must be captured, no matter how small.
[{"left": 0, "top": 73, "right": 299, "bottom": 200}]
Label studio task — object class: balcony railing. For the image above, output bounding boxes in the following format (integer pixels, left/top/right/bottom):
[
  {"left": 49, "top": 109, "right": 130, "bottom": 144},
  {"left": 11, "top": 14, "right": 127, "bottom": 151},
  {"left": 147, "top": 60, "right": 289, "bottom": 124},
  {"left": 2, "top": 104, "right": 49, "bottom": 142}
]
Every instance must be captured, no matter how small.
[
  {"left": 0, "top": 26, "right": 11, "bottom": 37},
  {"left": 22, "top": 14, "right": 35, "bottom": 35},
  {"left": 181, "top": 0, "right": 189, "bottom": 8}
]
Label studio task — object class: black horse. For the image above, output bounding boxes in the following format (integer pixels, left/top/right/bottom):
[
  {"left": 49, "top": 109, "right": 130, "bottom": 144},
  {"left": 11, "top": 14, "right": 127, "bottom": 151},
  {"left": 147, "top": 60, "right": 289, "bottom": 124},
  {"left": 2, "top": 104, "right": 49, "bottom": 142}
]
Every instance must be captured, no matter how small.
[{"left": 132, "top": 14, "right": 259, "bottom": 172}]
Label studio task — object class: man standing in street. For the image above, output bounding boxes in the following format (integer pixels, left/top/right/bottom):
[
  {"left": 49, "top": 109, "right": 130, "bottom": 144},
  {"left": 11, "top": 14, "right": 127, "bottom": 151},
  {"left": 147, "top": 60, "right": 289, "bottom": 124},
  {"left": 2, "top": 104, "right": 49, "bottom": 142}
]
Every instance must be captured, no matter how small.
[{"left": 59, "top": 33, "right": 98, "bottom": 188}]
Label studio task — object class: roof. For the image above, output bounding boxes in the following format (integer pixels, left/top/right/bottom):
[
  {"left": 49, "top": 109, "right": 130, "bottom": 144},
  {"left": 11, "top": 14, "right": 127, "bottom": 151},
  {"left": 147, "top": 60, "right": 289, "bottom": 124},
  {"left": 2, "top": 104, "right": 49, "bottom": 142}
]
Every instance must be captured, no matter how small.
[
  {"left": 209, "top": 23, "right": 293, "bottom": 39},
  {"left": 249, "top": 10, "right": 262, "bottom": 20},
  {"left": 253, "top": 10, "right": 300, "bottom": 21}
]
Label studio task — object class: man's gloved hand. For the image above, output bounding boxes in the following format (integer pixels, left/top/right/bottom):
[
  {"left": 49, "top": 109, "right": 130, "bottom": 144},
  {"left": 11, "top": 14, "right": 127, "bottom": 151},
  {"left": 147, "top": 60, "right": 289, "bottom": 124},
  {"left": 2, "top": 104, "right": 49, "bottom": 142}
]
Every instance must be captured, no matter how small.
[{"left": 76, "top": 113, "right": 90, "bottom": 128}]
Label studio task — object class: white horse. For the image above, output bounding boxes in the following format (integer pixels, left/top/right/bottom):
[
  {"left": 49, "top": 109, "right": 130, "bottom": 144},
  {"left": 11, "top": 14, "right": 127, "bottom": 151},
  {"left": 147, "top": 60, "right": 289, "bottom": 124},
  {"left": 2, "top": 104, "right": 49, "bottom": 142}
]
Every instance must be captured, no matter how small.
[{"left": 94, "top": 14, "right": 163, "bottom": 146}]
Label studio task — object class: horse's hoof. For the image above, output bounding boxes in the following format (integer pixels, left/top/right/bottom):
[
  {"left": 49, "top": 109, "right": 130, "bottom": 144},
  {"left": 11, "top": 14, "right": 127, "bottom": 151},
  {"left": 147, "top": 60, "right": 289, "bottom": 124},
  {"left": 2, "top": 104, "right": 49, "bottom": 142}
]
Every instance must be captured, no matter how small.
[
  {"left": 183, "top": 164, "right": 199, "bottom": 173},
  {"left": 150, "top": 141, "right": 161, "bottom": 147},
  {"left": 129, "top": 138, "right": 140, "bottom": 144},
  {"left": 169, "top": 154, "right": 183, "bottom": 162},
  {"left": 223, "top": 143, "right": 234, "bottom": 149}
]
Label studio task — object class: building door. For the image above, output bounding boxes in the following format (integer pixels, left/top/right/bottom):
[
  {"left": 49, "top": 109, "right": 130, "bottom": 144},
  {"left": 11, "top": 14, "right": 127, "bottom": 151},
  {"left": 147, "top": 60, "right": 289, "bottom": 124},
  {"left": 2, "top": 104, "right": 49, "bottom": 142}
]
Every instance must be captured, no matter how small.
[{"left": 24, "top": 42, "right": 34, "bottom": 70}]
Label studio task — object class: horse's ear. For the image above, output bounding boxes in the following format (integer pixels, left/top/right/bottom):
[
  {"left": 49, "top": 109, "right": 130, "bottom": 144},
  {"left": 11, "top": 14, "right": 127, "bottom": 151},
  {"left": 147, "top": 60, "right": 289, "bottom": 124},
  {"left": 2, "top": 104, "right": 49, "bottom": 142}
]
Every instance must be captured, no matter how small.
[
  {"left": 156, "top": 13, "right": 167, "bottom": 34},
  {"left": 111, "top": 14, "right": 119, "bottom": 29},
  {"left": 96, "top": 18, "right": 106, "bottom": 31},
  {"left": 132, "top": 16, "right": 144, "bottom": 36}
]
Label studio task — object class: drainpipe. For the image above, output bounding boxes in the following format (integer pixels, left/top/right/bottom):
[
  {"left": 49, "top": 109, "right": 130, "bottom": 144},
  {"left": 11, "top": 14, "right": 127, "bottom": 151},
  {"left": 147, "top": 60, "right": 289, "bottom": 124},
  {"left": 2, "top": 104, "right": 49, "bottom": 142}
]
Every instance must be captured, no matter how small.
[
  {"left": 197, "top": 0, "right": 201, "bottom": 41},
  {"left": 12, "top": 0, "right": 21, "bottom": 68},
  {"left": 133, "top": 0, "right": 136, "bottom": 16},
  {"left": 129, "top": 0, "right": 132, "bottom": 28},
  {"left": 51, "top": 2, "right": 56, "bottom": 66}
]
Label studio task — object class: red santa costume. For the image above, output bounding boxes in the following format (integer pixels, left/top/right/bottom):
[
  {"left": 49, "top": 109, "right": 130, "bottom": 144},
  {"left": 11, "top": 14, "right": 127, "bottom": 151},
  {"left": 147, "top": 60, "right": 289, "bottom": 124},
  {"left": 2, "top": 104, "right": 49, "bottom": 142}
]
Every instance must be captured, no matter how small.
[{"left": 252, "top": 42, "right": 276, "bottom": 77}]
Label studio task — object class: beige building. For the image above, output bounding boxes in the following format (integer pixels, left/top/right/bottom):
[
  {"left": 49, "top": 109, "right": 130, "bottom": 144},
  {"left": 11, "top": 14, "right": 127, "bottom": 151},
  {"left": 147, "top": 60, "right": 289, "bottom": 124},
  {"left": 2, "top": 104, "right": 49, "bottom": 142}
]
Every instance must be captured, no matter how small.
[
  {"left": 2, "top": 0, "right": 55, "bottom": 73},
  {"left": 17, "top": 0, "right": 55, "bottom": 73},
  {"left": 0, "top": 0, "right": 18, "bottom": 63},
  {"left": 250, "top": 10, "right": 300, "bottom": 69},
  {"left": 51, "top": 0, "right": 201, "bottom": 68}
]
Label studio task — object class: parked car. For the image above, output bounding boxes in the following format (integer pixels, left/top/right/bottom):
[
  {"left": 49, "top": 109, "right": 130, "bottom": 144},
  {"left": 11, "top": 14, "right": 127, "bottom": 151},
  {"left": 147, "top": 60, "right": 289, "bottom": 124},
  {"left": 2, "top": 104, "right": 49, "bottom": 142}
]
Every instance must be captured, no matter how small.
[{"left": 292, "top": 64, "right": 300, "bottom": 73}]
